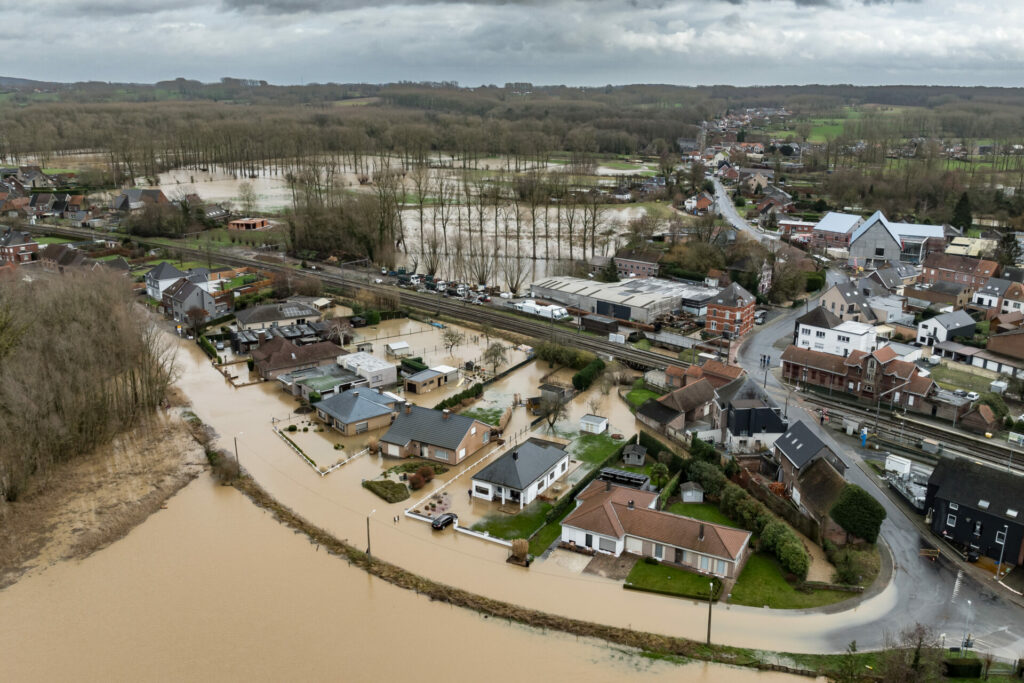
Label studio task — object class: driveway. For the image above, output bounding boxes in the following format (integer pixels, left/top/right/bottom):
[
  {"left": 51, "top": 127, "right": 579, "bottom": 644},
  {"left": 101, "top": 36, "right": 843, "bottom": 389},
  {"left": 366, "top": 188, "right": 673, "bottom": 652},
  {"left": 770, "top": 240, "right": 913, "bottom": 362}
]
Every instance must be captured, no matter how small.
[{"left": 736, "top": 291, "right": 1024, "bottom": 656}]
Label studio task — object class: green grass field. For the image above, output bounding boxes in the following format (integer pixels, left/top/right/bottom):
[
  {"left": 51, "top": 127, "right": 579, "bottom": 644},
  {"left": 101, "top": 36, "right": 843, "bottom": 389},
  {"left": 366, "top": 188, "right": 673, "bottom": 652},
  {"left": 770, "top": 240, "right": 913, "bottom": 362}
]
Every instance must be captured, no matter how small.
[
  {"left": 729, "top": 553, "right": 852, "bottom": 609},
  {"left": 626, "top": 388, "right": 659, "bottom": 410},
  {"left": 666, "top": 502, "right": 738, "bottom": 527},
  {"left": 569, "top": 433, "right": 621, "bottom": 465},
  {"left": 626, "top": 560, "right": 722, "bottom": 600},
  {"left": 928, "top": 364, "right": 993, "bottom": 395},
  {"left": 472, "top": 500, "right": 551, "bottom": 540},
  {"left": 35, "top": 236, "right": 74, "bottom": 245}
]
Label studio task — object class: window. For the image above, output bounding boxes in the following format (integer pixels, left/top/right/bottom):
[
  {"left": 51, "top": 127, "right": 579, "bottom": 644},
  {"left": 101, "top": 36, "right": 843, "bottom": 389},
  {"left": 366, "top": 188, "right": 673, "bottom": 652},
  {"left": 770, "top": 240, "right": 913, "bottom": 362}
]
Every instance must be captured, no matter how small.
[
  {"left": 979, "top": 500, "right": 990, "bottom": 509},
  {"left": 949, "top": 502, "right": 958, "bottom": 511},
  {"left": 700, "top": 556, "right": 710, "bottom": 570},
  {"left": 837, "top": 335, "right": 850, "bottom": 343},
  {"left": 675, "top": 548, "right": 683, "bottom": 564},
  {"left": 458, "top": 448, "right": 466, "bottom": 460},
  {"left": 474, "top": 485, "right": 489, "bottom": 495},
  {"left": 947, "top": 514, "right": 957, "bottom": 527},
  {"left": 875, "top": 247, "right": 885, "bottom": 257},
  {"left": 801, "top": 327, "right": 810, "bottom": 336},
  {"left": 996, "top": 530, "right": 1007, "bottom": 545},
  {"left": 710, "top": 321, "right": 717, "bottom": 331},
  {"left": 654, "top": 544, "right": 664, "bottom": 560},
  {"left": 717, "top": 560, "right": 727, "bottom": 576},
  {"left": 561, "top": 461, "right": 567, "bottom": 472},
  {"left": 1008, "top": 509, "right": 1019, "bottom": 518},
  {"left": 471, "top": 426, "right": 476, "bottom": 435}
]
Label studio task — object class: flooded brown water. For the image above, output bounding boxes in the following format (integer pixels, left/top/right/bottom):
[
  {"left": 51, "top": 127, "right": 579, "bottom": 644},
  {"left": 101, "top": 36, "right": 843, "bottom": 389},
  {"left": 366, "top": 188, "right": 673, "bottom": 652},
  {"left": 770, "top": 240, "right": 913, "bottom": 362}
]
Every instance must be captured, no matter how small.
[
  {"left": 169, "top": 332, "right": 898, "bottom": 657},
  {"left": 0, "top": 472, "right": 816, "bottom": 682}
]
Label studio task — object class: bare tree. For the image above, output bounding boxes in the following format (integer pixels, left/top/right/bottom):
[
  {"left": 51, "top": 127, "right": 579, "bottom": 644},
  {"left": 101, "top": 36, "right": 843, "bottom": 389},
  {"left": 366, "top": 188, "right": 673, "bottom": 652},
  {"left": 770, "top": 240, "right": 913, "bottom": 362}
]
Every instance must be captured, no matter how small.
[
  {"left": 482, "top": 342, "right": 507, "bottom": 374},
  {"left": 442, "top": 328, "right": 465, "bottom": 356},
  {"left": 540, "top": 395, "right": 567, "bottom": 433},
  {"left": 237, "top": 180, "right": 258, "bottom": 216},
  {"left": 185, "top": 306, "right": 208, "bottom": 337}
]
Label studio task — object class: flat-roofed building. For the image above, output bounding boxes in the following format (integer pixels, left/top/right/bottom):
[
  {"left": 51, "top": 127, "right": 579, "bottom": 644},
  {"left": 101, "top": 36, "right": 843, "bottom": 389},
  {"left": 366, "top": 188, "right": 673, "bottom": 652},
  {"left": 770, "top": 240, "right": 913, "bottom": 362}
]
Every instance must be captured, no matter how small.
[{"left": 530, "top": 276, "right": 721, "bottom": 323}]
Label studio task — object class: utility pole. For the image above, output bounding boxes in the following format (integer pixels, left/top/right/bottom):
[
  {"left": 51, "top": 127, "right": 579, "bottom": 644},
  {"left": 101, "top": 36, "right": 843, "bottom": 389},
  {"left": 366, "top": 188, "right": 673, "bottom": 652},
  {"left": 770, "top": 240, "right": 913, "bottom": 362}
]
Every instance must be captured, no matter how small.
[
  {"left": 233, "top": 433, "right": 243, "bottom": 469},
  {"left": 706, "top": 581, "right": 714, "bottom": 645},
  {"left": 366, "top": 509, "right": 376, "bottom": 558},
  {"left": 997, "top": 523, "right": 1009, "bottom": 579}
]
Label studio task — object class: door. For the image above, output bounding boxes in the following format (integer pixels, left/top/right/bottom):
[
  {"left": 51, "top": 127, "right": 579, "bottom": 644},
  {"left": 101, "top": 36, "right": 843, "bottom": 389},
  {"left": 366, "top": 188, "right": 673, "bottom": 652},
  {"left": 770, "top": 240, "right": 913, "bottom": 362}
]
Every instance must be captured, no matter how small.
[{"left": 585, "top": 534, "right": 593, "bottom": 548}]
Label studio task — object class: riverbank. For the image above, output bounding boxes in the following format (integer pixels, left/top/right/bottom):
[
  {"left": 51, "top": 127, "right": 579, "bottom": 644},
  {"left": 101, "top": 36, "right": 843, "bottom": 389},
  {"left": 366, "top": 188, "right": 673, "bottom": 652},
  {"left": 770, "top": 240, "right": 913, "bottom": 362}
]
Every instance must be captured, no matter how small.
[{"left": 0, "top": 402, "right": 206, "bottom": 590}]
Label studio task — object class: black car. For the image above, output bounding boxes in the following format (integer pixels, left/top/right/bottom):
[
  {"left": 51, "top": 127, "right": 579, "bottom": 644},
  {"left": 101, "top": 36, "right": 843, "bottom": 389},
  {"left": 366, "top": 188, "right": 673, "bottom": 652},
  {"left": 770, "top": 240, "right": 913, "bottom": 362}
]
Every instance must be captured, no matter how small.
[{"left": 431, "top": 512, "right": 458, "bottom": 530}]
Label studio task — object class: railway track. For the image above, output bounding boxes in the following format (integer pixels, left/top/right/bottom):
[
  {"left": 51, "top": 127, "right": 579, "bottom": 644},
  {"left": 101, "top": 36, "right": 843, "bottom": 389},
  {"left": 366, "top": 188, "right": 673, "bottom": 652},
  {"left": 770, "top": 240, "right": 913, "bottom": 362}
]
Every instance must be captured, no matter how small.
[
  {"left": 27, "top": 224, "right": 687, "bottom": 371},
  {"left": 802, "top": 393, "right": 1023, "bottom": 474}
]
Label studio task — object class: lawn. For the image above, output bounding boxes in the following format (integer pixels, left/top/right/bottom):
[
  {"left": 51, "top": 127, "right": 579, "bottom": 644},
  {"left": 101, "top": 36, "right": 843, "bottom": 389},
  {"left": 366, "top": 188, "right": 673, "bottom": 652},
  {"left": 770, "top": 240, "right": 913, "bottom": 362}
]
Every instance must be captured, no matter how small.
[
  {"left": 472, "top": 500, "right": 551, "bottom": 540},
  {"left": 459, "top": 405, "right": 505, "bottom": 426},
  {"left": 568, "top": 433, "right": 621, "bottom": 465},
  {"left": 600, "top": 160, "right": 649, "bottom": 171},
  {"left": 528, "top": 505, "right": 573, "bottom": 556},
  {"left": 625, "top": 560, "right": 722, "bottom": 601},
  {"left": 729, "top": 553, "right": 852, "bottom": 609},
  {"left": 224, "top": 273, "right": 259, "bottom": 290},
  {"left": 928, "top": 364, "right": 993, "bottom": 395},
  {"left": 666, "top": 502, "right": 738, "bottom": 527},
  {"left": 35, "top": 236, "right": 74, "bottom": 245},
  {"left": 626, "top": 388, "right": 659, "bottom": 410}
]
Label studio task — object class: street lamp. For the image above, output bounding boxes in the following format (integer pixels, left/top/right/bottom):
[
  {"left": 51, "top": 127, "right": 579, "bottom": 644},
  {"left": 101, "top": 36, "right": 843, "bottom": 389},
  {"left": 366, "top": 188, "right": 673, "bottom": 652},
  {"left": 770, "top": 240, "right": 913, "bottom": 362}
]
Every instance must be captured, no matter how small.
[
  {"left": 366, "top": 508, "right": 377, "bottom": 559},
  {"left": 961, "top": 599, "right": 973, "bottom": 656},
  {"left": 233, "top": 431, "right": 244, "bottom": 469},
  {"left": 997, "top": 523, "right": 1010, "bottom": 580},
  {"left": 706, "top": 580, "right": 714, "bottom": 645}
]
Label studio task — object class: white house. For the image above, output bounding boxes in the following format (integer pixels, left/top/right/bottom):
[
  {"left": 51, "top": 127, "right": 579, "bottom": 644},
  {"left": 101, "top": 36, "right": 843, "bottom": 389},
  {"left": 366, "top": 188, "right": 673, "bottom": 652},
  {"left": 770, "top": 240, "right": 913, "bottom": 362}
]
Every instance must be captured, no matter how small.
[
  {"left": 917, "top": 310, "right": 977, "bottom": 346},
  {"left": 471, "top": 440, "right": 569, "bottom": 509},
  {"left": 560, "top": 481, "right": 752, "bottom": 578},
  {"left": 340, "top": 352, "right": 399, "bottom": 388},
  {"left": 579, "top": 414, "right": 609, "bottom": 434},
  {"left": 795, "top": 307, "right": 877, "bottom": 357},
  {"left": 971, "top": 278, "right": 1011, "bottom": 312}
]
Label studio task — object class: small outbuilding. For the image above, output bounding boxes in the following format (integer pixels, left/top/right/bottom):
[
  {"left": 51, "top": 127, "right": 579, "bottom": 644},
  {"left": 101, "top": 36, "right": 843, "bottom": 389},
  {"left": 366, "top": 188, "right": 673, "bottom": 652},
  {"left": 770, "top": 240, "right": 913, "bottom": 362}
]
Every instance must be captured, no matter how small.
[
  {"left": 622, "top": 441, "right": 647, "bottom": 467},
  {"left": 581, "top": 314, "right": 619, "bottom": 335},
  {"left": 679, "top": 481, "right": 705, "bottom": 503},
  {"left": 385, "top": 341, "right": 411, "bottom": 357},
  {"left": 579, "top": 414, "right": 609, "bottom": 435}
]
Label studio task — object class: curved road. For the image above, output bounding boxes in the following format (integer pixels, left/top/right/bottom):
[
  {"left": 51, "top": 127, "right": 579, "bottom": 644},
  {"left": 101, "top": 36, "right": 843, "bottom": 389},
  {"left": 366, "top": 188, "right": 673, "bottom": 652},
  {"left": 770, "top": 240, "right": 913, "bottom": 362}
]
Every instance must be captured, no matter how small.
[
  {"left": 712, "top": 176, "right": 779, "bottom": 245},
  {"left": 738, "top": 281, "right": 1024, "bottom": 658}
]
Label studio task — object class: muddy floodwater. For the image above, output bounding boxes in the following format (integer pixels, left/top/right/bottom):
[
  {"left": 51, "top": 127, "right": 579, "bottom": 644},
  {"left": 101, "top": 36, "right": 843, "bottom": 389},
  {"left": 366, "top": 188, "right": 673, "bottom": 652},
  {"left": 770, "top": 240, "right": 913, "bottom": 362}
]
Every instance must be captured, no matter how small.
[{"left": 0, "top": 471, "right": 815, "bottom": 682}]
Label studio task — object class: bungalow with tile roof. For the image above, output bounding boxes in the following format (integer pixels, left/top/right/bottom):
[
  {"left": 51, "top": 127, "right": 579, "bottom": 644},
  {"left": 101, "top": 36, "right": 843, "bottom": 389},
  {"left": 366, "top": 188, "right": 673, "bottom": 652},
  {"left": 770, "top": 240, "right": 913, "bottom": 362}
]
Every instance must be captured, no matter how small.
[
  {"left": 380, "top": 403, "right": 491, "bottom": 464},
  {"left": 471, "top": 439, "right": 569, "bottom": 508},
  {"left": 235, "top": 302, "right": 322, "bottom": 331},
  {"left": 560, "top": 481, "right": 751, "bottom": 578},
  {"left": 251, "top": 337, "right": 343, "bottom": 380},
  {"left": 315, "top": 387, "right": 401, "bottom": 436}
]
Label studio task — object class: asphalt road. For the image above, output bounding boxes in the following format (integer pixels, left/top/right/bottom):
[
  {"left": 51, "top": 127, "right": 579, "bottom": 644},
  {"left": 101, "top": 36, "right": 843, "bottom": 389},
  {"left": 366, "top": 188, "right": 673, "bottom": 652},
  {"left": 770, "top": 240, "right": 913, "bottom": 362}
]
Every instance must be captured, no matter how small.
[
  {"left": 738, "top": 282, "right": 1024, "bottom": 658},
  {"left": 712, "top": 176, "right": 779, "bottom": 245}
]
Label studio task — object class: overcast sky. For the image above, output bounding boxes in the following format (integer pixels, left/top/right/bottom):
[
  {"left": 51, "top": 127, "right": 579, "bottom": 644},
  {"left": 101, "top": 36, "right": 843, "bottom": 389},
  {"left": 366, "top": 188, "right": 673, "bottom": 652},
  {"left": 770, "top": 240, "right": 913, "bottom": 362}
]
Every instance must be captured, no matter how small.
[{"left": 4, "top": 0, "right": 1021, "bottom": 86}]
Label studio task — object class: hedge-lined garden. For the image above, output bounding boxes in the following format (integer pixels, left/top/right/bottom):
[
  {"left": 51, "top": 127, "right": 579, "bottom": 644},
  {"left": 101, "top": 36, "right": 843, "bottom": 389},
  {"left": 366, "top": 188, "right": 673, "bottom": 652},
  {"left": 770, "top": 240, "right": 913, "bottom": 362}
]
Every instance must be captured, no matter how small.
[
  {"left": 572, "top": 358, "right": 606, "bottom": 391},
  {"left": 434, "top": 383, "right": 484, "bottom": 410}
]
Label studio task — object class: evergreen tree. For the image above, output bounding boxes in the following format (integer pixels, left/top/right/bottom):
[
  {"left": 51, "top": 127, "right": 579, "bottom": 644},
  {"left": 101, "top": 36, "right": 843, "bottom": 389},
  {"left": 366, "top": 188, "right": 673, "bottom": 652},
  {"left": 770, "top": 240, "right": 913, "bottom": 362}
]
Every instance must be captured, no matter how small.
[
  {"left": 952, "top": 192, "right": 973, "bottom": 231},
  {"left": 997, "top": 231, "right": 1021, "bottom": 266}
]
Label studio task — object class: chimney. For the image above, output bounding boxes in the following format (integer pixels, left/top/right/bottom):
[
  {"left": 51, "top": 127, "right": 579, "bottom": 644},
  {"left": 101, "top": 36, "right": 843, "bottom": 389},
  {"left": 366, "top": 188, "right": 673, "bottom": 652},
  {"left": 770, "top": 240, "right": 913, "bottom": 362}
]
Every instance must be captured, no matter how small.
[
  {"left": 442, "top": 409, "right": 451, "bottom": 420},
  {"left": 698, "top": 524, "right": 705, "bottom": 542},
  {"left": 635, "top": 433, "right": 640, "bottom": 445},
  {"left": 605, "top": 480, "right": 612, "bottom": 492},
  {"left": 257, "top": 331, "right": 266, "bottom": 344},
  {"left": 512, "top": 451, "right": 518, "bottom": 460},
  {"left": 627, "top": 500, "right": 634, "bottom": 510},
  {"left": 405, "top": 402, "right": 412, "bottom": 415}
]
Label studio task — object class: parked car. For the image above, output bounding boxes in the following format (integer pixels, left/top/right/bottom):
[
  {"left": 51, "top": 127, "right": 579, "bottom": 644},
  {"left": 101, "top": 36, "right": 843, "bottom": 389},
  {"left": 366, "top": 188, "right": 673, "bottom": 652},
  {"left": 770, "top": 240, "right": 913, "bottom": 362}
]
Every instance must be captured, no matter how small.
[
  {"left": 374, "top": 278, "right": 383, "bottom": 284},
  {"left": 966, "top": 391, "right": 980, "bottom": 401},
  {"left": 431, "top": 513, "right": 457, "bottom": 530},
  {"left": 499, "top": 292, "right": 513, "bottom": 299},
  {"left": 479, "top": 295, "right": 492, "bottom": 303},
  {"left": 215, "top": 341, "right": 225, "bottom": 351},
  {"left": 953, "top": 389, "right": 968, "bottom": 398}
]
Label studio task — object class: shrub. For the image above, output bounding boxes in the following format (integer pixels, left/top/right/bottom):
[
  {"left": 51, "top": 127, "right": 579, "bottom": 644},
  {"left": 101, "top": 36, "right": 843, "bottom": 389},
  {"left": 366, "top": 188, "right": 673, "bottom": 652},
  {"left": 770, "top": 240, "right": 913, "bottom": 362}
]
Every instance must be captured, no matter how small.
[
  {"left": 416, "top": 465, "right": 435, "bottom": 483},
  {"left": 777, "top": 538, "right": 810, "bottom": 580},
  {"left": 571, "top": 358, "right": 606, "bottom": 391},
  {"left": 434, "top": 383, "right": 484, "bottom": 410},
  {"left": 511, "top": 538, "right": 529, "bottom": 560},
  {"left": 246, "top": 358, "right": 255, "bottom": 371},
  {"left": 643, "top": 556, "right": 660, "bottom": 565},
  {"left": 759, "top": 520, "right": 790, "bottom": 554},
  {"left": 362, "top": 479, "right": 410, "bottom": 503},
  {"left": 287, "top": 424, "right": 297, "bottom": 432},
  {"left": 687, "top": 460, "right": 726, "bottom": 497},
  {"left": 365, "top": 310, "right": 381, "bottom": 325},
  {"left": 408, "top": 473, "right": 425, "bottom": 490},
  {"left": 689, "top": 437, "right": 718, "bottom": 463},
  {"left": 979, "top": 392, "right": 1009, "bottom": 420},
  {"left": 830, "top": 484, "right": 886, "bottom": 544},
  {"left": 309, "top": 391, "right": 322, "bottom": 404}
]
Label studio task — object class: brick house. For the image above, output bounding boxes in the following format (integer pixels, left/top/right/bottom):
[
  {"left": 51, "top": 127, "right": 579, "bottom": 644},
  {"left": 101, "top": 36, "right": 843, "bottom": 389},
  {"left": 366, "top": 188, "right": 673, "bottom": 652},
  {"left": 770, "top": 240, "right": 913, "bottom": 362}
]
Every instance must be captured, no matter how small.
[
  {"left": 315, "top": 387, "right": 400, "bottom": 436},
  {"left": 613, "top": 248, "right": 663, "bottom": 279},
  {"left": 0, "top": 228, "right": 38, "bottom": 264},
  {"left": 920, "top": 253, "right": 999, "bottom": 290},
  {"left": 810, "top": 212, "right": 862, "bottom": 251},
  {"left": 772, "top": 420, "right": 847, "bottom": 494},
  {"left": 251, "top": 337, "right": 343, "bottom": 379},
  {"left": 380, "top": 403, "right": 490, "bottom": 464},
  {"left": 706, "top": 282, "right": 755, "bottom": 339}
]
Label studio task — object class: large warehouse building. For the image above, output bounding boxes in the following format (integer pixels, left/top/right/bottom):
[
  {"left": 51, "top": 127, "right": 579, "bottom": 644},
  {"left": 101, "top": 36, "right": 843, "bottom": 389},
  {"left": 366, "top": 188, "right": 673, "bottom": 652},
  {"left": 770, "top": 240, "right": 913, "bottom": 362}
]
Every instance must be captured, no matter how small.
[{"left": 529, "top": 276, "right": 722, "bottom": 323}]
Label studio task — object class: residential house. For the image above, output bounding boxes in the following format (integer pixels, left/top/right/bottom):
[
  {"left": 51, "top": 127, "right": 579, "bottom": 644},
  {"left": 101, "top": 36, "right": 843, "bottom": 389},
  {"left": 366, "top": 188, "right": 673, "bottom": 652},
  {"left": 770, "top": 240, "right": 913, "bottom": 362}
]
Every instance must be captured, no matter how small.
[
  {"left": 847, "top": 211, "right": 945, "bottom": 269},
  {"left": 0, "top": 228, "right": 38, "bottom": 264},
  {"left": 866, "top": 262, "right": 918, "bottom": 294},
  {"left": 926, "top": 458, "right": 1024, "bottom": 565},
  {"left": 920, "top": 253, "right": 1000, "bottom": 290},
  {"left": 235, "top": 302, "right": 322, "bottom": 331},
  {"left": 772, "top": 421, "right": 847, "bottom": 495},
  {"left": 904, "top": 281, "right": 974, "bottom": 310},
  {"left": 780, "top": 345, "right": 954, "bottom": 419},
  {"left": 405, "top": 365, "right": 459, "bottom": 394},
  {"left": 341, "top": 352, "right": 399, "bottom": 388},
  {"left": 705, "top": 282, "right": 755, "bottom": 339},
  {"left": 810, "top": 212, "right": 862, "bottom": 251},
  {"left": 162, "top": 278, "right": 219, "bottom": 324},
  {"left": 277, "top": 365, "right": 367, "bottom": 400},
  {"left": 960, "top": 405, "right": 1000, "bottom": 436},
  {"left": 636, "top": 378, "right": 716, "bottom": 439},
  {"left": 315, "top": 387, "right": 401, "bottom": 436},
  {"left": 739, "top": 169, "right": 773, "bottom": 194},
  {"left": 111, "top": 188, "right": 168, "bottom": 212},
  {"left": 560, "top": 481, "right": 752, "bottom": 578},
  {"left": 971, "top": 278, "right": 1012, "bottom": 317},
  {"left": 683, "top": 192, "right": 715, "bottom": 215},
  {"left": 145, "top": 262, "right": 187, "bottom": 299},
  {"left": 614, "top": 248, "right": 663, "bottom": 279},
  {"left": 794, "top": 306, "right": 877, "bottom": 357},
  {"left": 678, "top": 359, "right": 745, "bottom": 389},
  {"left": 916, "top": 310, "right": 976, "bottom": 345},
  {"left": 792, "top": 457, "right": 849, "bottom": 546},
  {"left": 471, "top": 439, "right": 570, "bottom": 509},
  {"left": 819, "top": 282, "right": 878, "bottom": 323},
  {"left": 1000, "top": 282, "right": 1024, "bottom": 316},
  {"left": 380, "top": 403, "right": 490, "bottom": 464},
  {"left": 251, "top": 337, "right": 343, "bottom": 380},
  {"left": 714, "top": 376, "right": 788, "bottom": 454}
]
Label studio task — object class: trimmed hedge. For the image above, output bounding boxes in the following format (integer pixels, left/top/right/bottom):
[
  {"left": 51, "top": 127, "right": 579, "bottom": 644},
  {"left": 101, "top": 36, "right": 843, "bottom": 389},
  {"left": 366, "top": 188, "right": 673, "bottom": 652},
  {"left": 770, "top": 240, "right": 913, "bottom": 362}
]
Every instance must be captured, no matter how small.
[
  {"left": 534, "top": 341, "right": 596, "bottom": 370},
  {"left": 829, "top": 484, "right": 886, "bottom": 544},
  {"left": 658, "top": 472, "right": 682, "bottom": 510},
  {"left": 434, "top": 383, "right": 484, "bottom": 410},
  {"left": 362, "top": 479, "right": 410, "bottom": 503},
  {"left": 198, "top": 335, "right": 217, "bottom": 359},
  {"left": 572, "top": 358, "right": 606, "bottom": 391},
  {"left": 942, "top": 658, "right": 982, "bottom": 678},
  {"left": 401, "top": 356, "right": 429, "bottom": 372}
]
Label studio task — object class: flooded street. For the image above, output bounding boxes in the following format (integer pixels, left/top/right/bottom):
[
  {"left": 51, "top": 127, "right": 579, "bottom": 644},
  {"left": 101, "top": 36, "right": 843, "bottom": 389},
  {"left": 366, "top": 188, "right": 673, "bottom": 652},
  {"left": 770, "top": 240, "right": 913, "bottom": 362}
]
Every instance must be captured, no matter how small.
[{"left": 0, "top": 473, "right": 814, "bottom": 682}]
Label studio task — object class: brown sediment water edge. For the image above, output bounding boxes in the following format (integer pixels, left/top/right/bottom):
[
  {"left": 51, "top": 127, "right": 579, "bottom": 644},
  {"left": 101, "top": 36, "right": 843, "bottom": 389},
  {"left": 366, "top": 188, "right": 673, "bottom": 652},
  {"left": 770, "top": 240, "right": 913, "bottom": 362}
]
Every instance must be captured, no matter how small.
[{"left": 228, "top": 473, "right": 822, "bottom": 679}]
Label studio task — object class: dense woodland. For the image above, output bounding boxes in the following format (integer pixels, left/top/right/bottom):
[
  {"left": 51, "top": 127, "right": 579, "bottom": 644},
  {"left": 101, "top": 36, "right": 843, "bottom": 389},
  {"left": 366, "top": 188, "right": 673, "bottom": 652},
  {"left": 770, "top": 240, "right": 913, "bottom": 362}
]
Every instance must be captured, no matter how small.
[{"left": 0, "top": 272, "right": 175, "bottom": 502}]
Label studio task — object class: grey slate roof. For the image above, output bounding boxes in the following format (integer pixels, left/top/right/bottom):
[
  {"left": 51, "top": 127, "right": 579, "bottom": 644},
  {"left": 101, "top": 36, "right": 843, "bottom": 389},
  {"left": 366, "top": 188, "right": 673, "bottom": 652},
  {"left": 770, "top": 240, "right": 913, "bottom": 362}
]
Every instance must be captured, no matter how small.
[
  {"left": 147, "top": 261, "right": 185, "bottom": 281},
  {"left": 774, "top": 420, "right": 828, "bottom": 470},
  {"left": 235, "top": 302, "right": 320, "bottom": 326},
  {"left": 710, "top": 282, "right": 754, "bottom": 308},
  {"left": 407, "top": 368, "right": 442, "bottom": 383},
  {"left": 932, "top": 309, "right": 976, "bottom": 331},
  {"left": 795, "top": 306, "right": 840, "bottom": 330},
  {"left": 381, "top": 405, "right": 480, "bottom": 450},
  {"left": 0, "top": 229, "right": 35, "bottom": 247},
  {"left": 929, "top": 458, "right": 1024, "bottom": 524},
  {"left": 976, "top": 277, "right": 1011, "bottom": 298},
  {"left": 473, "top": 440, "right": 567, "bottom": 490},
  {"left": 316, "top": 388, "right": 397, "bottom": 425}
]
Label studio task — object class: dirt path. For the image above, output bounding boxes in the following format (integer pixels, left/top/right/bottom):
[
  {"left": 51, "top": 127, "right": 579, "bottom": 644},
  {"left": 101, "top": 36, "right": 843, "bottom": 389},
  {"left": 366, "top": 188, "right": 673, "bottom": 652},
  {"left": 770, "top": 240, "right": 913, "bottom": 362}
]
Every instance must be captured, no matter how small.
[{"left": 0, "top": 408, "right": 206, "bottom": 589}]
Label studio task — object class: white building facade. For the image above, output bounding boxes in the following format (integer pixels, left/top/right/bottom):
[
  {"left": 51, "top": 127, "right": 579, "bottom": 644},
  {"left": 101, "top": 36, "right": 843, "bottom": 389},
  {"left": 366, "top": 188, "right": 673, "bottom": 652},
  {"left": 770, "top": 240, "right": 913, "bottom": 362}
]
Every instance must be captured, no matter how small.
[{"left": 796, "top": 320, "right": 877, "bottom": 357}]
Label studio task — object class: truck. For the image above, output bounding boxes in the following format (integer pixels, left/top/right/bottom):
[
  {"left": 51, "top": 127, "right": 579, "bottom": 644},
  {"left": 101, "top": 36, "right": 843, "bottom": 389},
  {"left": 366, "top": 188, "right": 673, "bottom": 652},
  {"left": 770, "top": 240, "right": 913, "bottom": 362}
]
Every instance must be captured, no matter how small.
[{"left": 516, "top": 300, "right": 570, "bottom": 321}]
